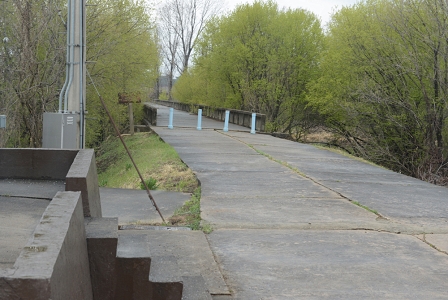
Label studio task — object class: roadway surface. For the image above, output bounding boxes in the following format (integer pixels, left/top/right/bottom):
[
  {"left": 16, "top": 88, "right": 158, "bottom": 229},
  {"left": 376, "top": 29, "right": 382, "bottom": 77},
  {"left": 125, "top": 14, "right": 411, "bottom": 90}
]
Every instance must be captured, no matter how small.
[{"left": 149, "top": 103, "right": 448, "bottom": 299}]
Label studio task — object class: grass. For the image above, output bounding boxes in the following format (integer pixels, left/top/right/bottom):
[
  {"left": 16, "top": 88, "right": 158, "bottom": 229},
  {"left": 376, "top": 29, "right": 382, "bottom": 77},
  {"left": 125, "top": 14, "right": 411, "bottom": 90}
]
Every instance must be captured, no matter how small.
[
  {"left": 247, "top": 144, "right": 307, "bottom": 177},
  {"left": 96, "top": 132, "right": 211, "bottom": 232},
  {"left": 96, "top": 132, "right": 198, "bottom": 193},
  {"left": 351, "top": 201, "right": 380, "bottom": 216},
  {"left": 167, "top": 187, "right": 213, "bottom": 233}
]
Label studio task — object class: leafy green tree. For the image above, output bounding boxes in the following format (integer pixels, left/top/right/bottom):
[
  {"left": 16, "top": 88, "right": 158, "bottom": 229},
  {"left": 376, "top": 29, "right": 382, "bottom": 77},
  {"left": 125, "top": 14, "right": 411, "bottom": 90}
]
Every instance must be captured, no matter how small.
[
  {"left": 0, "top": 0, "right": 66, "bottom": 147},
  {"left": 85, "top": 0, "right": 159, "bottom": 147},
  {"left": 308, "top": 0, "right": 448, "bottom": 183},
  {"left": 0, "top": 0, "right": 159, "bottom": 148},
  {"left": 174, "top": 0, "right": 324, "bottom": 135}
]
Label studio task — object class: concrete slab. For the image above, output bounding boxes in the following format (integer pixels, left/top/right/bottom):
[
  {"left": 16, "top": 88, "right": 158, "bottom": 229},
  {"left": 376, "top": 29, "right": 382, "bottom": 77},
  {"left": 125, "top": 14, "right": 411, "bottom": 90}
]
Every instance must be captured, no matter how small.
[
  {"left": 151, "top": 107, "right": 448, "bottom": 298},
  {"left": 0, "top": 179, "right": 65, "bottom": 199},
  {"left": 182, "top": 276, "right": 213, "bottom": 300},
  {"left": 119, "top": 230, "right": 230, "bottom": 295},
  {"left": 197, "top": 170, "right": 337, "bottom": 198},
  {"left": 0, "top": 180, "right": 60, "bottom": 268},
  {"left": 0, "top": 196, "right": 49, "bottom": 268},
  {"left": 226, "top": 133, "right": 448, "bottom": 222},
  {"left": 424, "top": 234, "right": 448, "bottom": 253},
  {"left": 208, "top": 229, "right": 448, "bottom": 299},
  {"left": 100, "top": 187, "right": 190, "bottom": 225},
  {"left": 201, "top": 195, "right": 381, "bottom": 230}
]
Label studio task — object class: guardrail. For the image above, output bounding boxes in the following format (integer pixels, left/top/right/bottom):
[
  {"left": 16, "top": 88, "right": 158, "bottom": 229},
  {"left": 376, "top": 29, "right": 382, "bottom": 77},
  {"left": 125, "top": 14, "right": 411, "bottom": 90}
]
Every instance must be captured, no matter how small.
[{"left": 149, "top": 100, "right": 266, "bottom": 132}]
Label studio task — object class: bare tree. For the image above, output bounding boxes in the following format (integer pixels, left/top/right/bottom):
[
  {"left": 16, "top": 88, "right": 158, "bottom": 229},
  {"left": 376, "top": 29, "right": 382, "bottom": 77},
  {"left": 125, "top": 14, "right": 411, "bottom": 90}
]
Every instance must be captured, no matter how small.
[
  {"left": 158, "top": 3, "right": 180, "bottom": 99},
  {"left": 157, "top": 0, "right": 221, "bottom": 98}
]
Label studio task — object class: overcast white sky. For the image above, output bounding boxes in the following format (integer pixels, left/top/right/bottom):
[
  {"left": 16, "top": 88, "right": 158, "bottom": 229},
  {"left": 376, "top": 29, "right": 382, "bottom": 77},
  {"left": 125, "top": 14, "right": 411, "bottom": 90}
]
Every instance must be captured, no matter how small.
[{"left": 223, "top": 0, "right": 359, "bottom": 25}]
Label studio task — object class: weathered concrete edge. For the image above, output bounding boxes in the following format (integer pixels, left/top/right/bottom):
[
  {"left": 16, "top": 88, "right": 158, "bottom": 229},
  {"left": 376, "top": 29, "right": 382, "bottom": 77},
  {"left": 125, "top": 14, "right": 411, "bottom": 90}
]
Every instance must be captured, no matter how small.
[
  {"left": 66, "top": 149, "right": 102, "bottom": 217},
  {"left": 85, "top": 217, "right": 118, "bottom": 300},
  {"left": 0, "top": 191, "right": 93, "bottom": 300}
]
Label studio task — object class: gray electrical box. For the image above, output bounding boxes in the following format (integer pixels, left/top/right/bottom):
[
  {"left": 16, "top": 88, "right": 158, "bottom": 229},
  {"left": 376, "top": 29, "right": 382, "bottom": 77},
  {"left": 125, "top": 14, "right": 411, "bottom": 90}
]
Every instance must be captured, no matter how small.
[
  {"left": 0, "top": 115, "right": 5, "bottom": 128},
  {"left": 42, "top": 113, "right": 79, "bottom": 149}
]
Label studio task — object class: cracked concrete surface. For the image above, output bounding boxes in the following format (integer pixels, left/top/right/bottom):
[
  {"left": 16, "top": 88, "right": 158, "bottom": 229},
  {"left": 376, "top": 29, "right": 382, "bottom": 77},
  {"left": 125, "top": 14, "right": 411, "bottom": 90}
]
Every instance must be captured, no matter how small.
[{"left": 150, "top": 104, "right": 448, "bottom": 299}]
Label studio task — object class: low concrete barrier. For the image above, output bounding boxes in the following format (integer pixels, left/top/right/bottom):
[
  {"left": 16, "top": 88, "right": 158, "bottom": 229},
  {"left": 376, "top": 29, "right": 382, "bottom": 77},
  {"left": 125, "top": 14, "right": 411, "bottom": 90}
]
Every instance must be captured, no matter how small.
[
  {"left": 66, "top": 149, "right": 102, "bottom": 218},
  {"left": 0, "top": 191, "right": 93, "bottom": 300},
  {"left": 0, "top": 148, "right": 102, "bottom": 218},
  {"left": 0, "top": 149, "right": 78, "bottom": 180},
  {"left": 85, "top": 217, "right": 119, "bottom": 299},
  {"left": 153, "top": 100, "right": 192, "bottom": 113},
  {"left": 150, "top": 100, "right": 266, "bottom": 132},
  {"left": 143, "top": 104, "right": 157, "bottom": 126}
]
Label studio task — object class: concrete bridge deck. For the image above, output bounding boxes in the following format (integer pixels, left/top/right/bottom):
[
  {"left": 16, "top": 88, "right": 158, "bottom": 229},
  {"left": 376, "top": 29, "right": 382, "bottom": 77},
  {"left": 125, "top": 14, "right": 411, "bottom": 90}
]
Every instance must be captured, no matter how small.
[{"left": 149, "top": 104, "right": 448, "bottom": 299}]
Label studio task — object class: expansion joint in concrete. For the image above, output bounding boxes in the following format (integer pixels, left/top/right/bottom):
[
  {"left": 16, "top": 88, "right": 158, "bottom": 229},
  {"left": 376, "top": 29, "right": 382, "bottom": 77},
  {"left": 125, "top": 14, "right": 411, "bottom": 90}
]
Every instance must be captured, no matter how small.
[
  {"left": 217, "top": 131, "right": 387, "bottom": 221},
  {"left": 0, "top": 194, "right": 52, "bottom": 201},
  {"left": 417, "top": 234, "right": 448, "bottom": 256}
]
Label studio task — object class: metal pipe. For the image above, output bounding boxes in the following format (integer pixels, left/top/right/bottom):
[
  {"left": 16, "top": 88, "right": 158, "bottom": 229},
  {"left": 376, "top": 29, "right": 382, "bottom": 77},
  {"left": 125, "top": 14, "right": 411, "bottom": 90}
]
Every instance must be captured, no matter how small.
[
  {"left": 59, "top": 0, "right": 71, "bottom": 112},
  {"left": 79, "top": 0, "right": 85, "bottom": 148},
  {"left": 64, "top": 0, "right": 76, "bottom": 113}
]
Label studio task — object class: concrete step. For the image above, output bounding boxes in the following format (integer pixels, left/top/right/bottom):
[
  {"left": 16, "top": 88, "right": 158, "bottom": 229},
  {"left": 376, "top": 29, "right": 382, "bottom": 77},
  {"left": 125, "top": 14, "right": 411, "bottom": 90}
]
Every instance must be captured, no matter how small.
[
  {"left": 182, "top": 276, "right": 213, "bottom": 300},
  {"left": 117, "top": 229, "right": 231, "bottom": 299},
  {"left": 115, "top": 233, "right": 152, "bottom": 300},
  {"left": 85, "top": 217, "right": 118, "bottom": 300},
  {"left": 149, "top": 255, "right": 183, "bottom": 300},
  {"left": 137, "top": 230, "right": 230, "bottom": 295}
]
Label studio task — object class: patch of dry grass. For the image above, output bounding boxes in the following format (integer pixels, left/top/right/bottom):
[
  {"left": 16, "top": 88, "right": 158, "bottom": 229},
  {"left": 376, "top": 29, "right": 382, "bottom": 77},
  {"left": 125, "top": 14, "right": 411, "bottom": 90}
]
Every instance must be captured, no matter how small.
[{"left": 96, "top": 132, "right": 198, "bottom": 193}]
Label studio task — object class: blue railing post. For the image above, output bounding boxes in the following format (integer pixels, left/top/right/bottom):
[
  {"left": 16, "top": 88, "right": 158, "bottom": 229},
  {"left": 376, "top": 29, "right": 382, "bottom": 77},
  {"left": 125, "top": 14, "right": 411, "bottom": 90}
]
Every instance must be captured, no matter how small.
[
  {"left": 223, "top": 110, "right": 230, "bottom": 132},
  {"left": 251, "top": 113, "right": 256, "bottom": 134},
  {"left": 168, "top": 108, "right": 174, "bottom": 129},
  {"left": 197, "top": 109, "right": 202, "bottom": 130},
  {"left": 0, "top": 115, "right": 6, "bottom": 128}
]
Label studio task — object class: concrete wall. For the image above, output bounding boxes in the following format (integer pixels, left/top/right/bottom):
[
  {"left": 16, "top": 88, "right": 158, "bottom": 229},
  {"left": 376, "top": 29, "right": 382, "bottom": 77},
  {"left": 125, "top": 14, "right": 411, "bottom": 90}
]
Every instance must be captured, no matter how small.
[
  {"left": 66, "top": 149, "right": 102, "bottom": 218},
  {"left": 0, "top": 192, "right": 93, "bottom": 300},
  {"left": 143, "top": 104, "right": 158, "bottom": 126},
  {"left": 0, "top": 149, "right": 78, "bottom": 180},
  {"left": 0, "top": 148, "right": 102, "bottom": 218},
  {"left": 150, "top": 100, "right": 266, "bottom": 132},
  {"left": 153, "top": 100, "right": 192, "bottom": 113}
]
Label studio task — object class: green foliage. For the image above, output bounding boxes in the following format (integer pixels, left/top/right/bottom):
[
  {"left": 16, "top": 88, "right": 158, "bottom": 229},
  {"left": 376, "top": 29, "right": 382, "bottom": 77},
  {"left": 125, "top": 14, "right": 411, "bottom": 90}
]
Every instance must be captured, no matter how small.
[
  {"left": 169, "top": 188, "right": 212, "bottom": 232},
  {"left": 0, "top": 0, "right": 159, "bottom": 148},
  {"left": 0, "top": 0, "right": 67, "bottom": 147},
  {"left": 86, "top": 0, "right": 159, "bottom": 147},
  {"left": 140, "top": 177, "right": 159, "bottom": 190},
  {"left": 96, "top": 132, "right": 198, "bottom": 192},
  {"left": 308, "top": 0, "right": 448, "bottom": 183},
  {"left": 173, "top": 0, "right": 325, "bottom": 134}
]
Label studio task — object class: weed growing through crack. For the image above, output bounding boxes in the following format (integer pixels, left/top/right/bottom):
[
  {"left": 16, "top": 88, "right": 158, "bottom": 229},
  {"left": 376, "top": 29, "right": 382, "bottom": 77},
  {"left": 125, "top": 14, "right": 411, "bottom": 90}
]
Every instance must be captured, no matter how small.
[
  {"left": 352, "top": 201, "right": 380, "bottom": 216},
  {"left": 247, "top": 144, "right": 306, "bottom": 177},
  {"left": 140, "top": 177, "right": 159, "bottom": 190},
  {"left": 168, "top": 188, "right": 213, "bottom": 233}
]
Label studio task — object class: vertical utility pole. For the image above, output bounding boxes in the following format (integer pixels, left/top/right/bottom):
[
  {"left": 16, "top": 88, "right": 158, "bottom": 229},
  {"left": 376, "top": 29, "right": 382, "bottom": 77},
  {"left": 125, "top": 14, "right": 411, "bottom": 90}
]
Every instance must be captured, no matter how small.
[
  {"left": 61, "top": 0, "right": 86, "bottom": 148},
  {"left": 43, "top": 0, "right": 86, "bottom": 149},
  {"left": 66, "top": 0, "right": 86, "bottom": 148}
]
